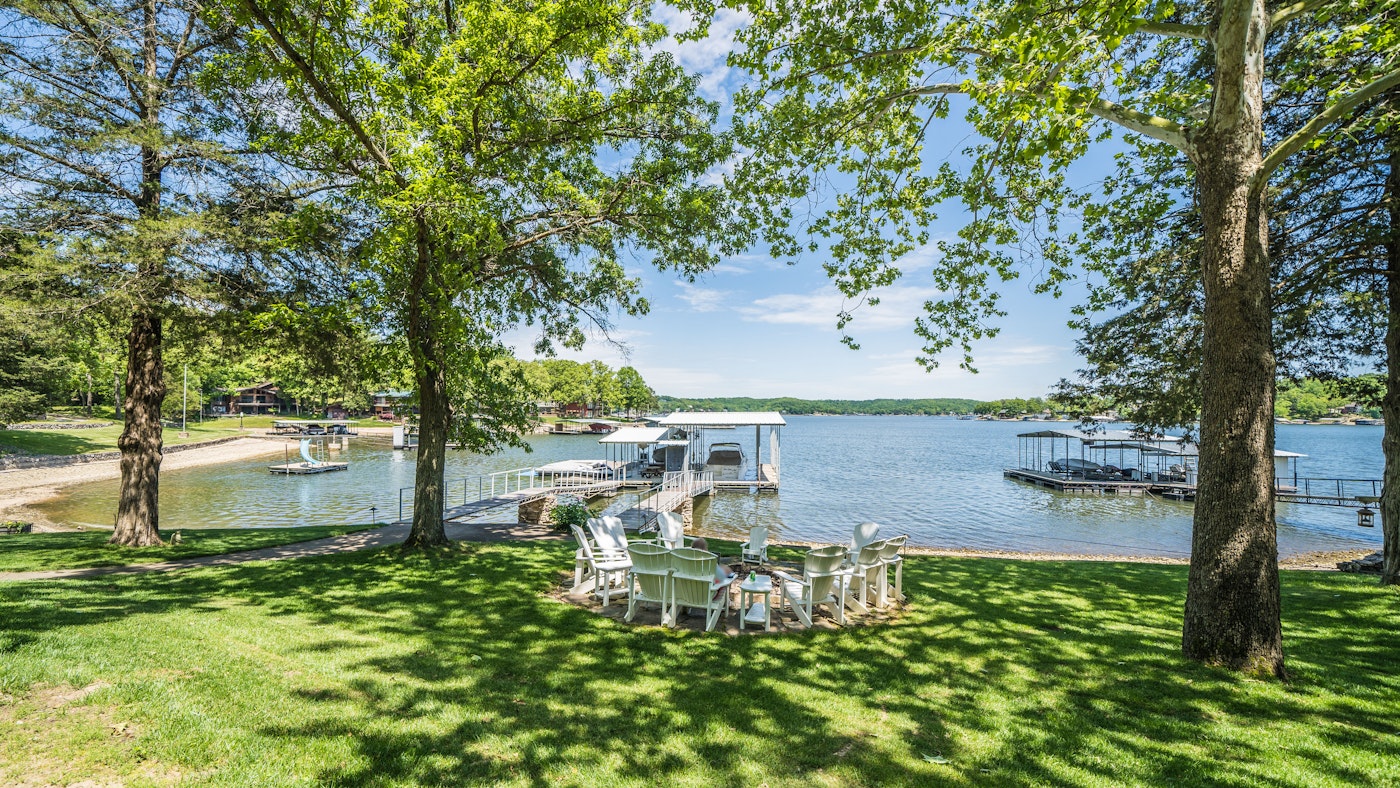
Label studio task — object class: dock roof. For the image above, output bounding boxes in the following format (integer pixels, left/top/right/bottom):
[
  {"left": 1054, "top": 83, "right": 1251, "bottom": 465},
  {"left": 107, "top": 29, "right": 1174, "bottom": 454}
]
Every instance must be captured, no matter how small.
[
  {"left": 657, "top": 411, "right": 786, "bottom": 427},
  {"left": 598, "top": 427, "right": 670, "bottom": 444},
  {"left": 1016, "top": 428, "right": 1177, "bottom": 442}
]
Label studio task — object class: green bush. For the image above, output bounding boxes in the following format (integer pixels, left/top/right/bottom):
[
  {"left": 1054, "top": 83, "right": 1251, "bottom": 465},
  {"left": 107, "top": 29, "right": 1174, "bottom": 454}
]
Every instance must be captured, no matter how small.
[{"left": 549, "top": 498, "right": 590, "bottom": 530}]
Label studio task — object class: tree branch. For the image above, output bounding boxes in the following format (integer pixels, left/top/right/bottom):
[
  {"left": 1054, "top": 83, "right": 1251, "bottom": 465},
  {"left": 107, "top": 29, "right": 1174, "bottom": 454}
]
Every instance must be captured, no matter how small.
[
  {"left": 902, "top": 84, "right": 1193, "bottom": 157},
  {"left": 1269, "top": 0, "right": 1333, "bottom": 30},
  {"left": 0, "top": 131, "right": 141, "bottom": 204},
  {"left": 238, "top": 0, "right": 404, "bottom": 188},
  {"left": 1257, "top": 67, "right": 1400, "bottom": 186},
  {"left": 59, "top": 0, "right": 145, "bottom": 112},
  {"left": 1134, "top": 19, "right": 1210, "bottom": 40},
  {"left": 1085, "top": 97, "right": 1193, "bottom": 155}
]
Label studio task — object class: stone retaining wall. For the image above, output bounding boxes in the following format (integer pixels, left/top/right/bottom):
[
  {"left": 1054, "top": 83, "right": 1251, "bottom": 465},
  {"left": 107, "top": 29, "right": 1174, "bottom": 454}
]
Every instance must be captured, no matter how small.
[
  {"left": 0, "top": 435, "right": 246, "bottom": 471},
  {"left": 5, "top": 422, "right": 111, "bottom": 431}
]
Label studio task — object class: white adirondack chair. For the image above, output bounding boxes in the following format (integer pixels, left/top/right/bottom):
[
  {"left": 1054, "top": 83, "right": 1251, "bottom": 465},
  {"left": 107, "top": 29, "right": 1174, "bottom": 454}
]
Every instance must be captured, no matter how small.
[
  {"left": 625, "top": 543, "right": 673, "bottom": 624},
  {"left": 774, "top": 545, "right": 849, "bottom": 627},
  {"left": 655, "top": 511, "right": 689, "bottom": 549},
  {"left": 849, "top": 522, "right": 881, "bottom": 556},
  {"left": 587, "top": 517, "right": 630, "bottom": 560},
  {"left": 846, "top": 538, "right": 886, "bottom": 612},
  {"left": 740, "top": 525, "right": 768, "bottom": 565},
  {"left": 668, "top": 547, "right": 733, "bottom": 632},
  {"left": 576, "top": 522, "right": 631, "bottom": 607},
  {"left": 876, "top": 535, "right": 909, "bottom": 607}
]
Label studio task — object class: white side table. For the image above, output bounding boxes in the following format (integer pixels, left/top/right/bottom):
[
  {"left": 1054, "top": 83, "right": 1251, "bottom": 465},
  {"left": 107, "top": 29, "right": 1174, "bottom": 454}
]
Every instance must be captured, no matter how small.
[{"left": 739, "top": 575, "right": 774, "bottom": 632}]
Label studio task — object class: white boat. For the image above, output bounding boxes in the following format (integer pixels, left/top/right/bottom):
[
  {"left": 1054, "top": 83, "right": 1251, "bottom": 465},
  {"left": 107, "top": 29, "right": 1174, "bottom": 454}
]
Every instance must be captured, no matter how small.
[{"left": 704, "top": 442, "right": 746, "bottom": 481}]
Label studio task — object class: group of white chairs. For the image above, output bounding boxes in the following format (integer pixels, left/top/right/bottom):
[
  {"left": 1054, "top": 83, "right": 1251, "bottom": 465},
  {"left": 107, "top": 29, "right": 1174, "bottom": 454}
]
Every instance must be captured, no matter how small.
[
  {"left": 570, "top": 512, "right": 735, "bottom": 631},
  {"left": 771, "top": 522, "right": 907, "bottom": 627},
  {"left": 569, "top": 515, "right": 907, "bottom": 632}
]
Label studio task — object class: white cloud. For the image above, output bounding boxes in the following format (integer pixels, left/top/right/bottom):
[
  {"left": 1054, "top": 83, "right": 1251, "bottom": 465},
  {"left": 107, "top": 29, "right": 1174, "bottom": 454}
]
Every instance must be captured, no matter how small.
[
  {"left": 652, "top": 5, "right": 750, "bottom": 102},
  {"left": 736, "top": 284, "right": 943, "bottom": 331},
  {"left": 675, "top": 281, "right": 730, "bottom": 312},
  {"left": 710, "top": 263, "right": 751, "bottom": 275}
]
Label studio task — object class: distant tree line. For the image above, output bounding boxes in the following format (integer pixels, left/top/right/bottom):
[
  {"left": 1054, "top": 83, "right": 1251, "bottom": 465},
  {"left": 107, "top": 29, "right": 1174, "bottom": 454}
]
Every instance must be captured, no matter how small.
[
  {"left": 655, "top": 396, "right": 981, "bottom": 416},
  {"left": 520, "top": 360, "right": 656, "bottom": 418}
]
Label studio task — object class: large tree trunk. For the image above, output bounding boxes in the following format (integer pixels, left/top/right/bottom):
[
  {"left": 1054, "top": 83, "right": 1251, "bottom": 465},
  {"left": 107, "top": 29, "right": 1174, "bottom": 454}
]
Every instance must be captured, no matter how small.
[
  {"left": 110, "top": 311, "right": 165, "bottom": 546},
  {"left": 404, "top": 215, "right": 450, "bottom": 548},
  {"left": 1181, "top": 0, "right": 1285, "bottom": 677},
  {"left": 109, "top": 0, "right": 167, "bottom": 548},
  {"left": 1381, "top": 123, "right": 1400, "bottom": 586}
]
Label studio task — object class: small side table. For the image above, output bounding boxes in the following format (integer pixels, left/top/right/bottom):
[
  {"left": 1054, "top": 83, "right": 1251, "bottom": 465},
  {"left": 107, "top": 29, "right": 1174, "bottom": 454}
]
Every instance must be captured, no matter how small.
[{"left": 738, "top": 575, "right": 774, "bottom": 632}]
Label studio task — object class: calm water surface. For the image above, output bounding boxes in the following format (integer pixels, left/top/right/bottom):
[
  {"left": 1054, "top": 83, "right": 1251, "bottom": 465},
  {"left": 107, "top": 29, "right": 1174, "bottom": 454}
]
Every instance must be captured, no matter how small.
[{"left": 35, "top": 417, "right": 1385, "bottom": 558}]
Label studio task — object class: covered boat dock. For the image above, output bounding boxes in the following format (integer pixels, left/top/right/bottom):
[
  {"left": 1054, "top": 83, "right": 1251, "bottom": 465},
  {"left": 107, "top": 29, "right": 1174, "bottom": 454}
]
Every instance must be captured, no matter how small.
[
  {"left": 1005, "top": 428, "right": 1306, "bottom": 499},
  {"left": 656, "top": 411, "right": 784, "bottom": 489}
]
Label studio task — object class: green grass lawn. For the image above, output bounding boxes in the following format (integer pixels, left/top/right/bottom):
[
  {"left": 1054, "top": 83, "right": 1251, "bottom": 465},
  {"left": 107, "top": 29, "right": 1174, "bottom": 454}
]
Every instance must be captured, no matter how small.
[
  {"left": 0, "top": 423, "right": 241, "bottom": 456},
  {"left": 1, "top": 546, "right": 1396, "bottom": 787},
  {"left": 0, "top": 525, "right": 378, "bottom": 572},
  {"left": 0, "top": 415, "right": 392, "bottom": 457}
]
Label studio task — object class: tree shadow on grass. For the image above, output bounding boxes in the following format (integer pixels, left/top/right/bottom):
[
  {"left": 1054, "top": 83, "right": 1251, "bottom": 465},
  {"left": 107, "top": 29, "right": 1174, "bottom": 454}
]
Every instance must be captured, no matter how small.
[{"left": 1, "top": 545, "right": 1398, "bottom": 786}]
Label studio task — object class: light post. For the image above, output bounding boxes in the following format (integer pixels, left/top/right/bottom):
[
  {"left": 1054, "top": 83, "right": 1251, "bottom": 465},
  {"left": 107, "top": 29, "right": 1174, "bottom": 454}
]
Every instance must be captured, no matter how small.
[{"left": 178, "top": 364, "right": 189, "bottom": 438}]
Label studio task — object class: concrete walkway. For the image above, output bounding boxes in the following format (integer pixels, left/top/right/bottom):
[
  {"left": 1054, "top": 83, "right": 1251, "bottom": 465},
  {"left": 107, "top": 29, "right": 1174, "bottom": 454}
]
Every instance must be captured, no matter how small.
[{"left": 0, "top": 521, "right": 567, "bottom": 583}]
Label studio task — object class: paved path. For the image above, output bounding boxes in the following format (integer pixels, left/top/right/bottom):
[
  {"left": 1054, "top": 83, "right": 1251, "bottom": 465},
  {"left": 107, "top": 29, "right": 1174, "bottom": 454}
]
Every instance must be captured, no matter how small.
[{"left": 0, "top": 521, "right": 567, "bottom": 583}]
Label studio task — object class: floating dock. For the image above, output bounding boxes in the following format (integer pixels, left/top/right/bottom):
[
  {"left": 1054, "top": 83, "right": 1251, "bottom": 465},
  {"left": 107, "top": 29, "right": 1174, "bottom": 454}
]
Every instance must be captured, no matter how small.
[
  {"left": 1003, "top": 468, "right": 1191, "bottom": 497},
  {"left": 269, "top": 462, "right": 349, "bottom": 475}
]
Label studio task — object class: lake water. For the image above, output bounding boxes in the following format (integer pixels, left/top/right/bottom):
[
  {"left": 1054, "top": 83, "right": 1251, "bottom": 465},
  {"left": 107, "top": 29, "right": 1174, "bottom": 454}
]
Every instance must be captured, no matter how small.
[{"left": 34, "top": 417, "right": 1385, "bottom": 558}]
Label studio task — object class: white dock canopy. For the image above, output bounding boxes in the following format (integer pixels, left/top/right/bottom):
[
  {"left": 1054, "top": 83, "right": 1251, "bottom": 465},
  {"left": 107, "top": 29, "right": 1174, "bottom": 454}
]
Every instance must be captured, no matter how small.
[
  {"left": 1015, "top": 428, "right": 1177, "bottom": 443},
  {"left": 598, "top": 427, "right": 670, "bottom": 444}
]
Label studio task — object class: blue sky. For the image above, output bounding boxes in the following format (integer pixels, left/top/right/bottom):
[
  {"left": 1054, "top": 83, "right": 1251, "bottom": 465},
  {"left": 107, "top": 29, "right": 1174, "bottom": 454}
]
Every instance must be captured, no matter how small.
[{"left": 511, "top": 6, "right": 1114, "bottom": 401}]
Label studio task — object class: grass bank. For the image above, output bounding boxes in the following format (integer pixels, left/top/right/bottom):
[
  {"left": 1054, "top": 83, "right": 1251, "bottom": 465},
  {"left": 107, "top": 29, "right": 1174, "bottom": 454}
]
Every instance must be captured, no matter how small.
[
  {"left": 0, "top": 525, "right": 377, "bottom": 572},
  {"left": 1, "top": 545, "right": 1396, "bottom": 786},
  {"left": 0, "top": 415, "right": 391, "bottom": 457},
  {"left": 0, "top": 423, "right": 238, "bottom": 456}
]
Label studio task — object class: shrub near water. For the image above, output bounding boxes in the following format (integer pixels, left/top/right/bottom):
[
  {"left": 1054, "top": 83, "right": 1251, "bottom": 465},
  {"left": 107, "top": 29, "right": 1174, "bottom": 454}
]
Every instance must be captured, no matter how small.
[{"left": 549, "top": 497, "right": 591, "bottom": 530}]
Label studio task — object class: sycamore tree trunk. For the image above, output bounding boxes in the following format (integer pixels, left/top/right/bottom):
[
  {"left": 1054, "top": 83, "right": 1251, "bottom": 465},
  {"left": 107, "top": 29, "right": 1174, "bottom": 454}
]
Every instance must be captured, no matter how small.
[
  {"left": 404, "top": 216, "right": 450, "bottom": 548},
  {"left": 1181, "top": 0, "right": 1285, "bottom": 677},
  {"left": 1382, "top": 125, "right": 1400, "bottom": 586},
  {"left": 110, "top": 311, "right": 165, "bottom": 546}
]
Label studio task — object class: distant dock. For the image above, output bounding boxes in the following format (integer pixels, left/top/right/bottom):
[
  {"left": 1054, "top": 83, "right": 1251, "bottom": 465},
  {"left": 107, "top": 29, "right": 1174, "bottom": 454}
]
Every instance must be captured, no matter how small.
[
  {"left": 270, "top": 461, "right": 349, "bottom": 475},
  {"left": 1002, "top": 467, "right": 1192, "bottom": 497}
]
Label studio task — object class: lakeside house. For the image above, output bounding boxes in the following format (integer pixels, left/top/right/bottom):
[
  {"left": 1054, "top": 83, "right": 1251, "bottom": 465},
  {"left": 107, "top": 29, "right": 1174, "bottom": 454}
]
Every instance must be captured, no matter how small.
[
  {"left": 206, "top": 382, "right": 285, "bottom": 416},
  {"left": 371, "top": 391, "right": 415, "bottom": 419}
]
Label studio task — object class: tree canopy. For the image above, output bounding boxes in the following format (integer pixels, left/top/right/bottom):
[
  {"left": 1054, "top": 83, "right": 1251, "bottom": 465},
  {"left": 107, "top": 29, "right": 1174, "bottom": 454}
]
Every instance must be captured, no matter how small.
[{"left": 229, "top": 0, "right": 740, "bottom": 546}]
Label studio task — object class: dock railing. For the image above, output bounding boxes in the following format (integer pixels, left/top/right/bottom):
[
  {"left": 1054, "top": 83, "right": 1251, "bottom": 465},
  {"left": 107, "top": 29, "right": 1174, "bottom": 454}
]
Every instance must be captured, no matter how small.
[
  {"left": 1275, "top": 477, "right": 1382, "bottom": 506},
  {"left": 397, "top": 465, "right": 625, "bottom": 521},
  {"left": 630, "top": 470, "right": 714, "bottom": 522}
]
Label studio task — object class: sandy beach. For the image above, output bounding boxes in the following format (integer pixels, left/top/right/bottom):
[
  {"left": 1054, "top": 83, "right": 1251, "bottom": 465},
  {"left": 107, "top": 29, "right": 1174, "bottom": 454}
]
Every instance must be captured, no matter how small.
[{"left": 0, "top": 437, "right": 287, "bottom": 532}]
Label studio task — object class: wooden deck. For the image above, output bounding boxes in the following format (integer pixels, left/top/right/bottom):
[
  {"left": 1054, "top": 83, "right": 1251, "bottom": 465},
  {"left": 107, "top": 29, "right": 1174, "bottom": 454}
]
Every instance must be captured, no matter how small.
[
  {"left": 269, "top": 462, "right": 349, "bottom": 475},
  {"left": 712, "top": 463, "right": 780, "bottom": 490}
]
